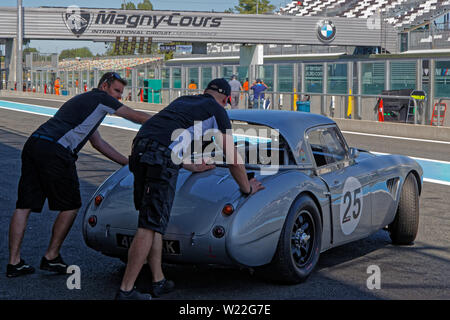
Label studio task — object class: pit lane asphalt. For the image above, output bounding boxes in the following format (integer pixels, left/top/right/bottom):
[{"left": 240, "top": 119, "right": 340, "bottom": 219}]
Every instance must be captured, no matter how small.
[{"left": 0, "top": 97, "right": 449, "bottom": 300}]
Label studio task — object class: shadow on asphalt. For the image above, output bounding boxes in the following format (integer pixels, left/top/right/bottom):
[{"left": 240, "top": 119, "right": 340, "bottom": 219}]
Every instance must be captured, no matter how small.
[{"left": 2, "top": 128, "right": 445, "bottom": 300}]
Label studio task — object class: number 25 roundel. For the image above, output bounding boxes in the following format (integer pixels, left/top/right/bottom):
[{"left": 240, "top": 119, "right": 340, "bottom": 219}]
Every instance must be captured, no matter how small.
[{"left": 340, "top": 177, "right": 363, "bottom": 235}]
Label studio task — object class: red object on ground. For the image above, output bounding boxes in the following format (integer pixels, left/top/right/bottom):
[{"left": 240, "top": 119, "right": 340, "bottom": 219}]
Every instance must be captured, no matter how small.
[
  {"left": 430, "top": 102, "right": 447, "bottom": 126},
  {"left": 378, "top": 98, "right": 384, "bottom": 122}
]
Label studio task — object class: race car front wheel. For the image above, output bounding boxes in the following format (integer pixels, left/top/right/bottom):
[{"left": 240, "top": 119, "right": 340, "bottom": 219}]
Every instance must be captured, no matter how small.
[
  {"left": 264, "top": 195, "right": 322, "bottom": 284},
  {"left": 389, "top": 173, "right": 420, "bottom": 245}
]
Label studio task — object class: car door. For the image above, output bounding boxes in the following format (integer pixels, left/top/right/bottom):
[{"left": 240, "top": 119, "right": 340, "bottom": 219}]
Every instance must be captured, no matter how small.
[{"left": 306, "top": 125, "right": 373, "bottom": 246}]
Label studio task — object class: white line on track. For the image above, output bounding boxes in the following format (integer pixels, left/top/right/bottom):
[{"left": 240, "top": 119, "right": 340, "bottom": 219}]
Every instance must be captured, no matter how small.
[
  {"left": 423, "top": 178, "right": 450, "bottom": 186},
  {"left": 0, "top": 105, "right": 53, "bottom": 118},
  {"left": 371, "top": 151, "right": 450, "bottom": 165},
  {"left": 2, "top": 101, "right": 450, "bottom": 187},
  {"left": 342, "top": 130, "right": 450, "bottom": 145},
  {"left": 0, "top": 97, "right": 68, "bottom": 103},
  {"left": 2, "top": 99, "right": 449, "bottom": 145},
  {"left": 424, "top": 179, "right": 450, "bottom": 187},
  {"left": 0, "top": 99, "right": 159, "bottom": 115}
]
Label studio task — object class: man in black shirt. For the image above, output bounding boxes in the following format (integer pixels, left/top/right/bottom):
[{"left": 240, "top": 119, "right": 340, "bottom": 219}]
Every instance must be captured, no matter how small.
[
  {"left": 7, "top": 72, "right": 152, "bottom": 278},
  {"left": 116, "top": 78, "right": 264, "bottom": 300}
]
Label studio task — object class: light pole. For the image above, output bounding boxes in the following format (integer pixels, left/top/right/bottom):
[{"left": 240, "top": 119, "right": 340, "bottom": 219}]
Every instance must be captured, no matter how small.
[
  {"left": 256, "top": 0, "right": 259, "bottom": 15},
  {"left": 17, "top": 0, "right": 23, "bottom": 91}
]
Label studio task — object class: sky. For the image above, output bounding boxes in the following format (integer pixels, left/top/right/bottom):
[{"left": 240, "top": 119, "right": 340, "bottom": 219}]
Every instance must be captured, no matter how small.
[{"left": 2, "top": 0, "right": 285, "bottom": 55}]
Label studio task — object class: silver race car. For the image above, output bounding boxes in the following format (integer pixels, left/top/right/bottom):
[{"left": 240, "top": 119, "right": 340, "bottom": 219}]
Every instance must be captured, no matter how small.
[{"left": 82, "top": 110, "right": 422, "bottom": 284}]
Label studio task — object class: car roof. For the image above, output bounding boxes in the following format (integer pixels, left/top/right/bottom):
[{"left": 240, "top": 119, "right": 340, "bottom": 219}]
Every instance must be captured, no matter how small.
[
  {"left": 228, "top": 110, "right": 336, "bottom": 165},
  {"left": 228, "top": 110, "right": 336, "bottom": 163}
]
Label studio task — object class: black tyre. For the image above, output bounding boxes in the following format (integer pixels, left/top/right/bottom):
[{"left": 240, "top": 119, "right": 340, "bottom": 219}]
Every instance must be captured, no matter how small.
[
  {"left": 389, "top": 173, "right": 420, "bottom": 245},
  {"left": 264, "top": 195, "right": 322, "bottom": 284}
]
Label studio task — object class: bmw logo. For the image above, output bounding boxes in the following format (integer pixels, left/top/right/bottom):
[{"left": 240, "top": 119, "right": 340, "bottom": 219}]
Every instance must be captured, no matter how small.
[{"left": 317, "top": 19, "right": 336, "bottom": 43}]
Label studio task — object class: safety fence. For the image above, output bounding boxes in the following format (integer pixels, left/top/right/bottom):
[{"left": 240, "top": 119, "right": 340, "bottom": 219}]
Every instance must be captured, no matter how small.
[{"left": 1, "top": 85, "right": 448, "bottom": 128}]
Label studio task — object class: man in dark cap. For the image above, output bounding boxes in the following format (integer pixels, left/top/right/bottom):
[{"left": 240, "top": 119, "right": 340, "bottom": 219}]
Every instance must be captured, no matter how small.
[{"left": 116, "top": 78, "right": 264, "bottom": 300}]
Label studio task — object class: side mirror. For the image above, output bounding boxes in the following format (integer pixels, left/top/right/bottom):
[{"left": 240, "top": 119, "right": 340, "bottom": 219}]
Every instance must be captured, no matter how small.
[{"left": 349, "top": 147, "right": 360, "bottom": 159}]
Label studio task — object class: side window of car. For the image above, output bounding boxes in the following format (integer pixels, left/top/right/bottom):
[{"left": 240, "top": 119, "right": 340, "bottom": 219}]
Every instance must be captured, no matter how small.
[{"left": 307, "top": 126, "right": 347, "bottom": 167}]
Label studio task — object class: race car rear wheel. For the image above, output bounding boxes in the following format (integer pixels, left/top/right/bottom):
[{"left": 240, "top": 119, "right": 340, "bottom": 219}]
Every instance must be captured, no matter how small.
[
  {"left": 389, "top": 173, "right": 420, "bottom": 245},
  {"left": 264, "top": 195, "right": 322, "bottom": 284}
]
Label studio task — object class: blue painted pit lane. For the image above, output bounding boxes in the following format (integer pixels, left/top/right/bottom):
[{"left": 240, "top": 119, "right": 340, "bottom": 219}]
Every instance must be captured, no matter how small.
[{"left": 1, "top": 99, "right": 449, "bottom": 185}]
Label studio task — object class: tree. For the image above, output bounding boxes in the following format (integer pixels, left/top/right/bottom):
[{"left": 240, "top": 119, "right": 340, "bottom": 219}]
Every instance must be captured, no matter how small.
[
  {"left": 231, "top": 0, "right": 275, "bottom": 14},
  {"left": 137, "top": 0, "right": 153, "bottom": 10},
  {"left": 59, "top": 47, "right": 94, "bottom": 60},
  {"left": 121, "top": 2, "right": 136, "bottom": 10},
  {"left": 121, "top": 0, "right": 153, "bottom": 10},
  {"left": 23, "top": 47, "right": 38, "bottom": 58}
]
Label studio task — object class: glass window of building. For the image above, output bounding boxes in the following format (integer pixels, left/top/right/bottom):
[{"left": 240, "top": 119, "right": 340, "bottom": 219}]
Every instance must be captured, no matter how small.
[
  {"left": 222, "top": 66, "right": 234, "bottom": 80},
  {"left": 391, "top": 61, "right": 416, "bottom": 90},
  {"left": 305, "top": 64, "right": 323, "bottom": 93},
  {"left": 435, "top": 60, "right": 450, "bottom": 98},
  {"left": 162, "top": 68, "right": 170, "bottom": 89},
  {"left": 278, "top": 64, "right": 293, "bottom": 93},
  {"left": 297, "top": 64, "right": 302, "bottom": 93},
  {"left": 328, "top": 63, "right": 347, "bottom": 94},
  {"left": 257, "top": 65, "right": 274, "bottom": 90},
  {"left": 172, "top": 67, "right": 182, "bottom": 89},
  {"left": 362, "top": 62, "right": 385, "bottom": 94},
  {"left": 237, "top": 66, "right": 248, "bottom": 84},
  {"left": 202, "top": 67, "right": 212, "bottom": 89},
  {"left": 188, "top": 67, "right": 199, "bottom": 89}
]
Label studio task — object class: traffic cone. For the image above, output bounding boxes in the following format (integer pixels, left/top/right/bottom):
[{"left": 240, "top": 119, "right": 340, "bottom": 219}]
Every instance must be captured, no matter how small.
[{"left": 378, "top": 98, "right": 384, "bottom": 122}]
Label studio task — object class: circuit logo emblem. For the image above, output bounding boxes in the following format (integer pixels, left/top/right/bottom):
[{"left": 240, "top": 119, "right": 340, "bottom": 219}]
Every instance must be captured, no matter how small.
[{"left": 63, "top": 5, "right": 92, "bottom": 37}]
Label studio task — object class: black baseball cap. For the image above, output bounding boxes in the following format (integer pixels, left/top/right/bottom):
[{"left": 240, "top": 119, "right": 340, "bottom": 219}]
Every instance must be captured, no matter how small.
[{"left": 206, "top": 78, "right": 231, "bottom": 97}]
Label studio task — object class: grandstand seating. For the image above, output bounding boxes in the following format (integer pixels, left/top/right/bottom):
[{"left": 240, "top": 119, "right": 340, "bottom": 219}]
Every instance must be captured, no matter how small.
[
  {"left": 280, "top": 0, "right": 450, "bottom": 31},
  {"left": 58, "top": 56, "right": 162, "bottom": 72}
]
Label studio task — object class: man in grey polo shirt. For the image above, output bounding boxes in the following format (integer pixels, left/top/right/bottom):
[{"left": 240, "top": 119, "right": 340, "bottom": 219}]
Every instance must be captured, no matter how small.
[{"left": 228, "top": 75, "right": 243, "bottom": 109}]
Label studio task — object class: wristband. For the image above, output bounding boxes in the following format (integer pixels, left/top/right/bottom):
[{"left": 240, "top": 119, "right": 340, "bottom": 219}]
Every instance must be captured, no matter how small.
[{"left": 241, "top": 185, "right": 252, "bottom": 196}]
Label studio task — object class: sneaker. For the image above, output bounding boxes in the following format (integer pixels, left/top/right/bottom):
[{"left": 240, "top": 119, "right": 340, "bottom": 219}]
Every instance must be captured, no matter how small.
[
  {"left": 115, "top": 287, "right": 152, "bottom": 300},
  {"left": 6, "top": 259, "right": 35, "bottom": 278},
  {"left": 40, "top": 255, "right": 68, "bottom": 274},
  {"left": 151, "top": 278, "right": 175, "bottom": 297}
]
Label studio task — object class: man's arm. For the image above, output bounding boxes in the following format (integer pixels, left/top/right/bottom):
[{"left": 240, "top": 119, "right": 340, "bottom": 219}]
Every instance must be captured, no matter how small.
[
  {"left": 182, "top": 158, "right": 216, "bottom": 173},
  {"left": 89, "top": 130, "right": 128, "bottom": 165},
  {"left": 115, "top": 105, "right": 152, "bottom": 124}
]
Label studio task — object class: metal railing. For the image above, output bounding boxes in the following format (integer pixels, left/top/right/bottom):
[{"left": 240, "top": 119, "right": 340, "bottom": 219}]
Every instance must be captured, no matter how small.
[{"left": 2, "top": 82, "right": 448, "bottom": 127}]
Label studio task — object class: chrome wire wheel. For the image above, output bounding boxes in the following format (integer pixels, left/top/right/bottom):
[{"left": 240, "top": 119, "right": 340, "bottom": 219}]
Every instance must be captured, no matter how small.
[
  {"left": 291, "top": 210, "right": 314, "bottom": 268},
  {"left": 260, "top": 195, "right": 321, "bottom": 284}
]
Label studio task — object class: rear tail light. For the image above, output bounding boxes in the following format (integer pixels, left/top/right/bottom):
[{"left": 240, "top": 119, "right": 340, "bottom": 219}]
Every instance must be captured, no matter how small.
[
  {"left": 222, "top": 204, "right": 234, "bottom": 216},
  {"left": 88, "top": 215, "right": 97, "bottom": 227},
  {"left": 94, "top": 195, "right": 104, "bottom": 206}
]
